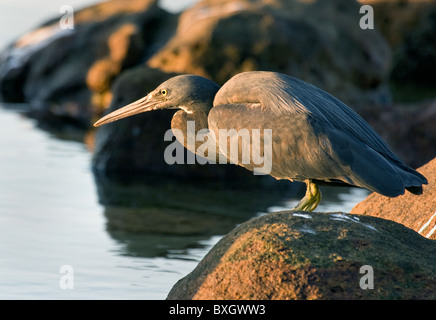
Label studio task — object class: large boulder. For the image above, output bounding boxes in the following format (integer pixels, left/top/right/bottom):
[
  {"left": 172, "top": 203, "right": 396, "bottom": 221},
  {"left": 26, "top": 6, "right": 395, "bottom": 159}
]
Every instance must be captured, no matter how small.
[
  {"left": 167, "top": 211, "right": 436, "bottom": 300},
  {"left": 352, "top": 157, "right": 436, "bottom": 240}
]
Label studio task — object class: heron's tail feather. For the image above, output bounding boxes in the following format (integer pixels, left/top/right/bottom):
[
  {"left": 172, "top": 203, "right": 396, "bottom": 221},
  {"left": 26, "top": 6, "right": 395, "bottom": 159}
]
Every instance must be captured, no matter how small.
[
  {"left": 338, "top": 138, "right": 429, "bottom": 197},
  {"left": 394, "top": 162, "right": 428, "bottom": 195},
  {"left": 348, "top": 149, "right": 405, "bottom": 197},
  {"left": 333, "top": 131, "right": 428, "bottom": 197},
  {"left": 406, "top": 185, "right": 423, "bottom": 195}
]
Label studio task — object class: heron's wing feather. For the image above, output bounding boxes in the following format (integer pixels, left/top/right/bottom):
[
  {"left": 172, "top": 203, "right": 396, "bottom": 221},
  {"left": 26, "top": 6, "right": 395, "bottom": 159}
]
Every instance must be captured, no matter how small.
[
  {"left": 208, "top": 103, "right": 272, "bottom": 174},
  {"left": 215, "top": 71, "right": 401, "bottom": 165},
  {"left": 271, "top": 75, "right": 401, "bottom": 161},
  {"left": 278, "top": 75, "right": 427, "bottom": 187},
  {"left": 209, "top": 102, "right": 354, "bottom": 182},
  {"left": 324, "top": 127, "right": 407, "bottom": 196}
]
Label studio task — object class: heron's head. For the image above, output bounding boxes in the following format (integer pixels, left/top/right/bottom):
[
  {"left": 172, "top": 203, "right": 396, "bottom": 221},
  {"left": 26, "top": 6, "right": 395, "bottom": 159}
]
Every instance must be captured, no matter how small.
[{"left": 94, "top": 75, "right": 220, "bottom": 127}]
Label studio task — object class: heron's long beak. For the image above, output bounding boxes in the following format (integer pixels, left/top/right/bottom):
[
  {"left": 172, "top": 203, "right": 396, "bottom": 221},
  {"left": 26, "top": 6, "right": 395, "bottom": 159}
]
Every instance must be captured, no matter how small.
[{"left": 94, "top": 93, "right": 160, "bottom": 127}]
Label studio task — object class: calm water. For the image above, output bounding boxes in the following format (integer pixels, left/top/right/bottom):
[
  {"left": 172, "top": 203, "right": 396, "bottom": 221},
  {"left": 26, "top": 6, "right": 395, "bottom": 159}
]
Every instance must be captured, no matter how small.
[{"left": 0, "top": 1, "right": 369, "bottom": 299}]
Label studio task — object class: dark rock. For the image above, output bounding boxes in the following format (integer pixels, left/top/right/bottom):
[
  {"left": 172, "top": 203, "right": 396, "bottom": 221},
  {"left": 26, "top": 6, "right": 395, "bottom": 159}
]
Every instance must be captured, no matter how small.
[
  {"left": 357, "top": 100, "right": 436, "bottom": 169},
  {"left": 391, "top": 9, "right": 436, "bottom": 86},
  {"left": 364, "top": 0, "right": 436, "bottom": 87},
  {"left": 366, "top": 0, "right": 436, "bottom": 48},
  {"left": 167, "top": 211, "right": 436, "bottom": 300},
  {"left": 352, "top": 157, "right": 436, "bottom": 240}
]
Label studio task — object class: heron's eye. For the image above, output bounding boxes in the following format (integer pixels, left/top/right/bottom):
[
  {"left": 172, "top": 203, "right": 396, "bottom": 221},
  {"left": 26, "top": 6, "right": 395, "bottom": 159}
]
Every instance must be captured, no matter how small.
[{"left": 161, "top": 89, "right": 168, "bottom": 97}]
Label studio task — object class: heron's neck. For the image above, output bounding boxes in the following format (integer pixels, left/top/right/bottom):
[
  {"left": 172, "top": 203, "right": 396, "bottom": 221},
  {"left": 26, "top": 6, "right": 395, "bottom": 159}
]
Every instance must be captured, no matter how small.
[
  {"left": 171, "top": 108, "right": 220, "bottom": 162},
  {"left": 172, "top": 109, "right": 209, "bottom": 142}
]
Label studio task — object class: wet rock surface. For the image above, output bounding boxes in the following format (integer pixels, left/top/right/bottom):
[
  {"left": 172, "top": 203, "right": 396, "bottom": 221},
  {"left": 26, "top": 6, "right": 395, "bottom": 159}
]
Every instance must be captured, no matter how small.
[{"left": 167, "top": 211, "right": 436, "bottom": 300}]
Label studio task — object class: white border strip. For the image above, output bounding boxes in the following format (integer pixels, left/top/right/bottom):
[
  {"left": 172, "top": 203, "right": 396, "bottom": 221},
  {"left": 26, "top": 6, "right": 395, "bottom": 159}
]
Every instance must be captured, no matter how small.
[{"left": 418, "top": 211, "right": 436, "bottom": 238}]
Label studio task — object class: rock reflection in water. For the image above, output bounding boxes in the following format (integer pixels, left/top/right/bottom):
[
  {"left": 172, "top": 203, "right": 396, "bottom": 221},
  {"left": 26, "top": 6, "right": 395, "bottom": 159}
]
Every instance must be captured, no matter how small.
[{"left": 93, "top": 173, "right": 301, "bottom": 259}]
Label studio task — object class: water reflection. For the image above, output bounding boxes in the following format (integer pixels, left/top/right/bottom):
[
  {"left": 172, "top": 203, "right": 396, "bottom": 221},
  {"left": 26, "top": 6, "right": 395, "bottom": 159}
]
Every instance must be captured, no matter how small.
[{"left": 93, "top": 173, "right": 302, "bottom": 258}]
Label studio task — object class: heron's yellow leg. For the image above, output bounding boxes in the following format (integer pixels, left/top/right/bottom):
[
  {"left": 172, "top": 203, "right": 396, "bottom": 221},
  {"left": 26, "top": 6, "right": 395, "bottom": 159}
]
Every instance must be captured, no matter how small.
[{"left": 293, "top": 180, "right": 321, "bottom": 212}]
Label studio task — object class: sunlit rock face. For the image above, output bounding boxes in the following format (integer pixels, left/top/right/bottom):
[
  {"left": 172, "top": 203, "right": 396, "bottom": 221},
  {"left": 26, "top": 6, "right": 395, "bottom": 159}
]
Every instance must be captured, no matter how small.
[{"left": 168, "top": 211, "right": 436, "bottom": 300}]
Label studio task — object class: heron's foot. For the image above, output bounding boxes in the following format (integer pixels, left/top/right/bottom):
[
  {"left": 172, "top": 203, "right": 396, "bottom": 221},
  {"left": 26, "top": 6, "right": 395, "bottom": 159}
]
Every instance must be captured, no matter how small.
[{"left": 293, "top": 180, "right": 321, "bottom": 212}]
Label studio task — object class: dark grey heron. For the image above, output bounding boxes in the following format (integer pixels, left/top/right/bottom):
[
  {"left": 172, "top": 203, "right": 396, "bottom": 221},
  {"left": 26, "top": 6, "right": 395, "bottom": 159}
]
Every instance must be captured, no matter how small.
[{"left": 94, "top": 71, "right": 427, "bottom": 211}]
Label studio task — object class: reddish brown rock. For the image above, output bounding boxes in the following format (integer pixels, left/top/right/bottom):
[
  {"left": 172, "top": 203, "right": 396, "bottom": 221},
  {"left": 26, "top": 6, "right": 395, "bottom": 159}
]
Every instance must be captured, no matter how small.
[
  {"left": 351, "top": 157, "right": 436, "bottom": 240},
  {"left": 167, "top": 211, "right": 436, "bottom": 300}
]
